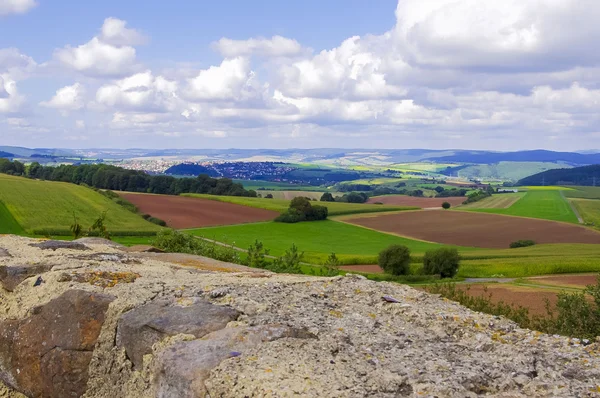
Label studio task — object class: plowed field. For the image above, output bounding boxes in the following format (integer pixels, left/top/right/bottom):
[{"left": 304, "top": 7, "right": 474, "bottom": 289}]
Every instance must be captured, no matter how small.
[
  {"left": 366, "top": 195, "right": 465, "bottom": 208},
  {"left": 120, "top": 193, "right": 279, "bottom": 229},
  {"left": 345, "top": 210, "right": 600, "bottom": 248}
]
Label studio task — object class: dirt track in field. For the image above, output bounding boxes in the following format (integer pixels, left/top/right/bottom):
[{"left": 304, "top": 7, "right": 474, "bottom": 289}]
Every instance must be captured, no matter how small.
[
  {"left": 120, "top": 193, "right": 279, "bottom": 229},
  {"left": 367, "top": 196, "right": 465, "bottom": 208},
  {"left": 345, "top": 210, "right": 600, "bottom": 248}
]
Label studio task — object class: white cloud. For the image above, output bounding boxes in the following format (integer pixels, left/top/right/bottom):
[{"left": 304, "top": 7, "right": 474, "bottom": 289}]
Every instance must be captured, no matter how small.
[
  {"left": 213, "top": 36, "right": 306, "bottom": 58},
  {"left": 0, "top": 75, "right": 24, "bottom": 113},
  {"left": 0, "top": 48, "right": 36, "bottom": 79},
  {"left": 40, "top": 83, "right": 85, "bottom": 113},
  {"left": 0, "top": 0, "right": 36, "bottom": 16},
  {"left": 95, "top": 71, "right": 178, "bottom": 112},
  {"left": 54, "top": 18, "right": 142, "bottom": 77},
  {"left": 185, "top": 57, "right": 260, "bottom": 101},
  {"left": 75, "top": 120, "right": 86, "bottom": 129}
]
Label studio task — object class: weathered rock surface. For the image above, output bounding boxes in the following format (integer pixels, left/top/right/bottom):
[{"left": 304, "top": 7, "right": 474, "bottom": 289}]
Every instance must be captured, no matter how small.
[
  {"left": 0, "top": 235, "right": 599, "bottom": 398},
  {"left": 0, "top": 289, "right": 114, "bottom": 397},
  {"left": 29, "top": 240, "right": 89, "bottom": 251},
  {"left": 0, "top": 249, "right": 10, "bottom": 258},
  {"left": 0, "top": 263, "right": 53, "bottom": 291},
  {"left": 122, "top": 245, "right": 164, "bottom": 253},
  {"left": 74, "top": 237, "right": 125, "bottom": 248},
  {"left": 116, "top": 297, "right": 240, "bottom": 369}
]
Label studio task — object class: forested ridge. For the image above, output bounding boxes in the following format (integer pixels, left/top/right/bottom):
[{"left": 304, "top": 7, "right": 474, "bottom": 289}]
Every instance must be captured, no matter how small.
[{"left": 0, "top": 158, "right": 256, "bottom": 197}]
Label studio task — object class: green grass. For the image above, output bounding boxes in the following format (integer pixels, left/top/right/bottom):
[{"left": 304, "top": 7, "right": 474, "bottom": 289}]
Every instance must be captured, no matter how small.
[
  {"left": 187, "top": 220, "right": 451, "bottom": 265},
  {"left": 564, "top": 186, "right": 600, "bottom": 199},
  {"left": 571, "top": 199, "right": 600, "bottom": 228},
  {"left": 234, "top": 180, "right": 324, "bottom": 191},
  {"left": 181, "top": 193, "right": 417, "bottom": 216},
  {"left": 255, "top": 190, "right": 329, "bottom": 200},
  {"left": 466, "top": 190, "right": 578, "bottom": 223},
  {"left": 0, "top": 200, "right": 26, "bottom": 234},
  {"left": 0, "top": 174, "right": 162, "bottom": 235},
  {"left": 458, "top": 255, "right": 600, "bottom": 278},
  {"left": 460, "top": 192, "right": 525, "bottom": 209}
]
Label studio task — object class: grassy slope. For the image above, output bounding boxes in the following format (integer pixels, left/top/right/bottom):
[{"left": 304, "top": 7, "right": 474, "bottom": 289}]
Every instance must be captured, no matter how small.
[
  {"left": 0, "top": 174, "right": 161, "bottom": 235},
  {"left": 460, "top": 192, "right": 525, "bottom": 209},
  {"left": 181, "top": 193, "right": 416, "bottom": 216},
  {"left": 571, "top": 199, "right": 600, "bottom": 228},
  {"left": 467, "top": 190, "right": 578, "bottom": 223},
  {"left": 564, "top": 186, "right": 600, "bottom": 199},
  {"left": 0, "top": 200, "right": 26, "bottom": 234}
]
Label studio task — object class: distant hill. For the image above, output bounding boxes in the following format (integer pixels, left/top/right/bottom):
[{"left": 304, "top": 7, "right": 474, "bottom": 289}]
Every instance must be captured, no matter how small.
[
  {"left": 164, "top": 163, "right": 219, "bottom": 177},
  {"left": 518, "top": 164, "right": 600, "bottom": 186},
  {"left": 430, "top": 150, "right": 600, "bottom": 165},
  {"left": 0, "top": 151, "right": 14, "bottom": 159}
]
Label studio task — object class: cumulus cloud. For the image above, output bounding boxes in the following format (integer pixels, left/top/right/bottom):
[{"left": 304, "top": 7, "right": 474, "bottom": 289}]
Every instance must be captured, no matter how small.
[
  {"left": 213, "top": 36, "right": 306, "bottom": 58},
  {"left": 0, "top": 0, "right": 36, "bottom": 16},
  {"left": 54, "top": 18, "right": 143, "bottom": 77},
  {"left": 0, "top": 48, "right": 36, "bottom": 79},
  {"left": 0, "top": 75, "right": 24, "bottom": 113},
  {"left": 95, "top": 71, "right": 178, "bottom": 112},
  {"left": 40, "top": 83, "right": 85, "bottom": 113}
]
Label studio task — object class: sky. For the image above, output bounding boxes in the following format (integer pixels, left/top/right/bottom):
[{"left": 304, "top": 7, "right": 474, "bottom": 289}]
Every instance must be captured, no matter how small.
[{"left": 1, "top": 0, "right": 600, "bottom": 151}]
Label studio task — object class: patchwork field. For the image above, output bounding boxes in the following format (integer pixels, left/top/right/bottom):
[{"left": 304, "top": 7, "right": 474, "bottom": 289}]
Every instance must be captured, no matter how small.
[
  {"left": 0, "top": 174, "right": 161, "bottom": 235},
  {"left": 366, "top": 195, "right": 465, "bottom": 208},
  {"left": 256, "top": 190, "right": 329, "bottom": 200},
  {"left": 345, "top": 210, "right": 600, "bottom": 248},
  {"left": 120, "top": 193, "right": 279, "bottom": 229},
  {"left": 564, "top": 186, "right": 600, "bottom": 200},
  {"left": 181, "top": 194, "right": 416, "bottom": 216},
  {"left": 570, "top": 198, "right": 600, "bottom": 228},
  {"left": 467, "top": 190, "right": 578, "bottom": 223},
  {"left": 460, "top": 192, "right": 524, "bottom": 209}
]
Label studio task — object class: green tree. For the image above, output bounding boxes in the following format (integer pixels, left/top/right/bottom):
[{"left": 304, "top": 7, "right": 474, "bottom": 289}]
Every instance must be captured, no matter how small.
[
  {"left": 246, "top": 240, "right": 270, "bottom": 269},
  {"left": 442, "top": 202, "right": 451, "bottom": 210},
  {"left": 323, "top": 253, "right": 341, "bottom": 276},
  {"left": 320, "top": 192, "right": 335, "bottom": 202},
  {"left": 423, "top": 247, "right": 460, "bottom": 278},
  {"left": 378, "top": 245, "right": 411, "bottom": 275}
]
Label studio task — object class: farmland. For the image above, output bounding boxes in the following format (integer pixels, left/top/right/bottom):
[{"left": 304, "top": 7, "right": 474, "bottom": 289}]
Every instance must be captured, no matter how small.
[
  {"left": 0, "top": 174, "right": 161, "bottom": 235},
  {"left": 120, "top": 193, "right": 279, "bottom": 229},
  {"left": 571, "top": 198, "right": 600, "bottom": 228},
  {"left": 466, "top": 190, "right": 579, "bottom": 223},
  {"left": 0, "top": 200, "right": 25, "bottom": 234},
  {"left": 345, "top": 209, "right": 600, "bottom": 248},
  {"left": 255, "top": 190, "right": 330, "bottom": 200},
  {"left": 181, "top": 193, "right": 416, "bottom": 216},
  {"left": 366, "top": 195, "right": 466, "bottom": 208},
  {"left": 460, "top": 192, "right": 524, "bottom": 209},
  {"left": 564, "top": 186, "right": 600, "bottom": 200}
]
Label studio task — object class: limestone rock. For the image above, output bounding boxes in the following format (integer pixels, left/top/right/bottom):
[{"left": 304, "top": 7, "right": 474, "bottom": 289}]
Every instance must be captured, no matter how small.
[
  {"left": 116, "top": 298, "right": 240, "bottom": 369},
  {"left": 74, "top": 237, "right": 125, "bottom": 248},
  {"left": 0, "top": 289, "right": 114, "bottom": 398},
  {"left": 122, "top": 245, "right": 164, "bottom": 253},
  {"left": 154, "top": 324, "right": 316, "bottom": 398},
  {"left": 0, "top": 263, "right": 53, "bottom": 291},
  {"left": 0, "top": 248, "right": 10, "bottom": 258},
  {"left": 29, "top": 240, "right": 89, "bottom": 251}
]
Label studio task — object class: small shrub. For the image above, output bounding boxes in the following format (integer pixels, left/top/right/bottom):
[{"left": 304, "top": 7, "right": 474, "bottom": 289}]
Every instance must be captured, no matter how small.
[
  {"left": 378, "top": 245, "right": 411, "bottom": 275},
  {"left": 265, "top": 194, "right": 274, "bottom": 199},
  {"left": 323, "top": 252, "right": 341, "bottom": 276},
  {"left": 442, "top": 202, "right": 451, "bottom": 210},
  {"left": 275, "top": 208, "right": 306, "bottom": 223},
  {"left": 147, "top": 217, "right": 167, "bottom": 227},
  {"left": 423, "top": 247, "right": 460, "bottom": 278},
  {"left": 320, "top": 192, "right": 335, "bottom": 202},
  {"left": 276, "top": 197, "right": 327, "bottom": 223},
  {"left": 373, "top": 202, "right": 383, "bottom": 205},
  {"left": 70, "top": 214, "right": 83, "bottom": 239},
  {"left": 509, "top": 240, "right": 536, "bottom": 248},
  {"left": 271, "top": 244, "right": 303, "bottom": 274},
  {"left": 246, "top": 240, "right": 270, "bottom": 269},
  {"left": 141, "top": 214, "right": 151, "bottom": 220}
]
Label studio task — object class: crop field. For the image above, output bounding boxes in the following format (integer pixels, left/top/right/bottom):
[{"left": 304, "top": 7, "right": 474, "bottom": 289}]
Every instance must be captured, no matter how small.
[
  {"left": 120, "top": 193, "right": 279, "bottom": 228},
  {"left": 345, "top": 209, "right": 600, "bottom": 249},
  {"left": 0, "top": 174, "right": 161, "bottom": 235},
  {"left": 0, "top": 200, "right": 26, "bottom": 234},
  {"left": 366, "top": 195, "right": 465, "bottom": 208},
  {"left": 467, "top": 190, "right": 578, "bottom": 223},
  {"left": 256, "top": 190, "right": 331, "bottom": 200},
  {"left": 460, "top": 192, "right": 524, "bottom": 209},
  {"left": 571, "top": 198, "right": 600, "bottom": 228},
  {"left": 187, "top": 220, "right": 451, "bottom": 265},
  {"left": 181, "top": 194, "right": 416, "bottom": 216},
  {"left": 234, "top": 180, "right": 324, "bottom": 191},
  {"left": 564, "top": 186, "right": 600, "bottom": 200}
]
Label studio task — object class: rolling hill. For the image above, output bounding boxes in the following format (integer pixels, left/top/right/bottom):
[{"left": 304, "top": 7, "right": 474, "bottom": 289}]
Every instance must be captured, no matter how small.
[{"left": 518, "top": 164, "right": 600, "bottom": 186}]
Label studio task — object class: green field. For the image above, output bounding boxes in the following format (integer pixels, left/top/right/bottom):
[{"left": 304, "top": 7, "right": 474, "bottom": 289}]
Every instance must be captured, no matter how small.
[
  {"left": 564, "top": 186, "right": 600, "bottom": 199},
  {"left": 181, "top": 193, "right": 416, "bottom": 216},
  {"left": 188, "top": 220, "right": 453, "bottom": 265},
  {"left": 466, "top": 190, "right": 578, "bottom": 223},
  {"left": 234, "top": 180, "right": 325, "bottom": 191},
  {"left": 0, "top": 174, "right": 161, "bottom": 235},
  {"left": 256, "top": 190, "right": 331, "bottom": 200},
  {"left": 460, "top": 192, "right": 525, "bottom": 209},
  {"left": 571, "top": 199, "right": 600, "bottom": 228},
  {"left": 0, "top": 200, "right": 26, "bottom": 234}
]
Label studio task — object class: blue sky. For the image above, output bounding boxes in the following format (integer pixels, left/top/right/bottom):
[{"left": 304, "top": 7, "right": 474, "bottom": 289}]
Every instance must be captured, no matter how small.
[{"left": 1, "top": 0, "right": 600, "bottom": 150}]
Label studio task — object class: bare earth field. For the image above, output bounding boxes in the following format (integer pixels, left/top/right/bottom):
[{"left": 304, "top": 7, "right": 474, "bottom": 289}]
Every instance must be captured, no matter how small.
[
  {"left": 345, "top": 210, "right": 600, "bottom": 248},
  {"left": 119, "top": 193, "right": 279, "bottom": 228},
  {"left": 367, "top": 195, "right": 465, "bottom": 208},
  {"left": 458, "top": 284, "right": 559, "bottom": 316},
  {"left": 526, "top": 274, "right": 599, "bottom": 289}
]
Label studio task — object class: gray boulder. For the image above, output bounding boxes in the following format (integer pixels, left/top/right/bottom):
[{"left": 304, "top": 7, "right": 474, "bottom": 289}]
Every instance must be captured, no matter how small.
[
  {"left": 116, "top": 298, "right": 240, "bottom": 369},
  {"left": 0, "top": 263, "right": 53, "bottom": 291},
  {"left": 29, "top": 240, "right": 89, "bottom": 251}
]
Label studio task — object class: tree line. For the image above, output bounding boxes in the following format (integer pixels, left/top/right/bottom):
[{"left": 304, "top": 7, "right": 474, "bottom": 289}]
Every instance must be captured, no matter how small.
[{"left": 0, "top": 159, "right": 256, "bottom": 197}]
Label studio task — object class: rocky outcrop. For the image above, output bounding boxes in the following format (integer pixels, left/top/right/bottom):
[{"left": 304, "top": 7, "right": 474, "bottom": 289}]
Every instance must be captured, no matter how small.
[
  {"left": 0, "top": 235, "right": 599, "bottom": 397},
  {"left": 0, "top": 289, "right": 114, "bottom": 397},
  {"left": 116, "top": 297, "right": 240, "bottom": 369},
  {"left": 0, "top": 263, "right": 53, "bottom": 291},
  {"left": 29, "top": 240, "right": 89, "bottom": 251}
]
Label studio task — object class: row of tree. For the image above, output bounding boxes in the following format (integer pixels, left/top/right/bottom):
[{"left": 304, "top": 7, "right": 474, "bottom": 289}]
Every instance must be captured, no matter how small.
[{"left": 0, "top": 159, "right": 256, "bottom": 197}]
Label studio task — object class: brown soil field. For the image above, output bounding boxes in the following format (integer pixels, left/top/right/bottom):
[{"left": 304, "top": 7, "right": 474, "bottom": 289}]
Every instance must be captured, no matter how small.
[
  {"left": 119, "top": 193, "right": 279, "bottom": 229},
  {"left": 345, "top": 210, "right": 600, "bottom": 248},
  {"left": 366, "top": 196, "right": 465, "bottom": 208},
  {"left": 340, "top": 264, "right": 383, "bottom": 274},
  {"left": 527, "top": 274, "right": 599, "bottom": 289},
  {"left": 458, "top": 284, "right": 559, "bottom": 316}
]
